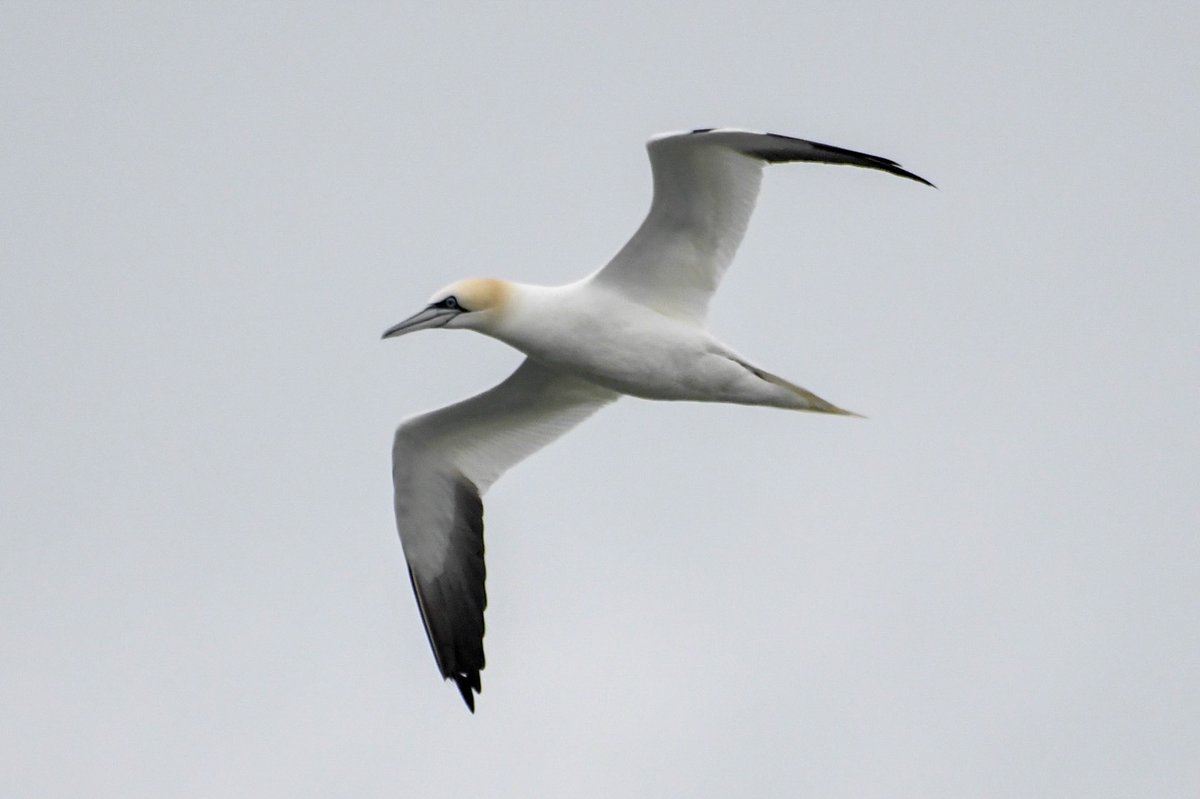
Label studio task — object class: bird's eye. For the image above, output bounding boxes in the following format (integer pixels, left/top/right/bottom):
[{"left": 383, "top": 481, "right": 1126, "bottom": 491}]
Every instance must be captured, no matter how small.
[{"left": 442, "top": 296, "right": 459, "bottom": 310}]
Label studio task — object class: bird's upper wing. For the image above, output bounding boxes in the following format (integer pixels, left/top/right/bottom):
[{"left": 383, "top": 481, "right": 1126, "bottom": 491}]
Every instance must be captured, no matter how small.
[
  {"left": 392, "top": 358, "right": 619, "bottom": 710},
  {"left": 589, "top": 128, "right": 932, "bottom": 322}
]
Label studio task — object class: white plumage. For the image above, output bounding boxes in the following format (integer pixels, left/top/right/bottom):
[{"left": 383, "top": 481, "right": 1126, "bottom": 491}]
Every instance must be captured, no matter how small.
[{"left": 382, "top": 128, "right": 932, "bottom": 710}]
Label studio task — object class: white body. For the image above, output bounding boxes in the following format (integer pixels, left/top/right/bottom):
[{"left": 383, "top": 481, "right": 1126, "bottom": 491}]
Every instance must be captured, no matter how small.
[
  {"left": 486, "top": 280, "right": 811, "bottom": 408},
  {"left": 382, "top": 128, "right": 932, "bottom": 710}
]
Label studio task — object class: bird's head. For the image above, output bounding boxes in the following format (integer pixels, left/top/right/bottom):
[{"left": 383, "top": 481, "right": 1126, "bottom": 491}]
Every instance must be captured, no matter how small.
[{"left": 382, "top": 278, "right": 512, "bottom": 339}]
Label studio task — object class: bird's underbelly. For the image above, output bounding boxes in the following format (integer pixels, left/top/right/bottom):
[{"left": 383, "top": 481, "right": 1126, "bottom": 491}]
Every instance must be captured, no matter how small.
[
  {"left": 509, "top": 326, "right": 769, "bottom": 404},
  {"left": 559, "top": 349, "right": 715, "bottom": 400}
]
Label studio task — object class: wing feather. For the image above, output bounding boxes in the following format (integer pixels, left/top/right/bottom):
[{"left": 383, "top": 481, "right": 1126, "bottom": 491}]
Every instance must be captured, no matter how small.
[
  {"left": 392, "top": 358, "right": 618, "bottom": 710},
  {"left": 590, "top": 128, "right": 932, "bottom": 322}
]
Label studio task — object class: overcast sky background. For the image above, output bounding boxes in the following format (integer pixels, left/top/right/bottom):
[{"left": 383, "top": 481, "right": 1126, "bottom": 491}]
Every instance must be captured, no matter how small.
[{"left": 3, "top": 3, "right": 1197, "bottom": 797}]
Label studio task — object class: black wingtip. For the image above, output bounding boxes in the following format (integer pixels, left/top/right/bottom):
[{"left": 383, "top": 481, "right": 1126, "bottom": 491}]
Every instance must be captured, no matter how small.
[
  {"left": 803, "top": 138, "right": 936, "bottom": 188},
  {"left": 895, "top": 168, "right": 937, "bottom": 189},
  {"left": 452, "top": 673, "right": 478, "bottom": 713}
]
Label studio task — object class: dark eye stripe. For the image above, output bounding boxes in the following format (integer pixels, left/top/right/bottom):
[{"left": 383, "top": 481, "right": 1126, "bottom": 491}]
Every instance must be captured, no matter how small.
[{"left": 427, "top": 295, "right": 470, "bottom": 312}]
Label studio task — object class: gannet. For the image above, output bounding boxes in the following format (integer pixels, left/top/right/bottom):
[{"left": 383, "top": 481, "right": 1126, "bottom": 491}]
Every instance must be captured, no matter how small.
[{"left": 383, "top": 128, "right": 932, "bottom": 711}]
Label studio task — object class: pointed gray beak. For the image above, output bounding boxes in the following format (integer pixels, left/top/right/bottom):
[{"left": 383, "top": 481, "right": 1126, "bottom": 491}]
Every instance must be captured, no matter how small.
[{"left": 381, "top": 306, "right": 458, "bottom": 339}]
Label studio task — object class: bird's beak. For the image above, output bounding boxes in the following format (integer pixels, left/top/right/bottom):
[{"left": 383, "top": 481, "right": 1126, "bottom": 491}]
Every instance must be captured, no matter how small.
[{"left": 381, "top": 306, "right": 458, "bottom": 339}]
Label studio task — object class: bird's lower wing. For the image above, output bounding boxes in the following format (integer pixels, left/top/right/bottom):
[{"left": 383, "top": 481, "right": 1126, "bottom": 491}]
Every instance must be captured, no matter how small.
[
  {"left": 589, "top": 128, "right": 932, "bottom": 322},
  {"left": 392, "top": 358, "right": 619, "bottom": 710}
]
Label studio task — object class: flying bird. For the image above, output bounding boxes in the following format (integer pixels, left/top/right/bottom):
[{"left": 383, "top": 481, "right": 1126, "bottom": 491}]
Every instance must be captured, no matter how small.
[{"left": 383, "top": 128, "right": 932, "bottom": 711}]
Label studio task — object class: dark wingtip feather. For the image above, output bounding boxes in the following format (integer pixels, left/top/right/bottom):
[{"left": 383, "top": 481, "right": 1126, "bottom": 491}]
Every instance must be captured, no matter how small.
[
  {"left": 891, "top": 166, "right": 936, "bottom": 188},
  {"left": 801, "top": 137, "right": 936, "bottom": 188},
  {"left": 403, "top": 474, "right": 487, "bottom": 713},
  {"left": 691, "top": 129, "right": 936, "bottom": 188},
  {"left": 887, "top": 163, "right": 935, "bottom": 188},
  {"left": 452, "top": 673, "right": 478, "bottom": 713}
]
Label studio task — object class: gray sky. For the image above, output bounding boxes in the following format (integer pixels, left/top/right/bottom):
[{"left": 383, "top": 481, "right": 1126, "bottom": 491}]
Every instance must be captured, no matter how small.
[{"left": 3, "top": 2, "right": 1197, "bottom": 797}]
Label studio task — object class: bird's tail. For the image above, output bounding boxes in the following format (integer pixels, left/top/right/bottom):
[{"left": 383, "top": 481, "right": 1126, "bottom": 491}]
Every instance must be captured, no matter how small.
[{"left": 739, "top": 359, "right": 864, "bottom": 417}]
